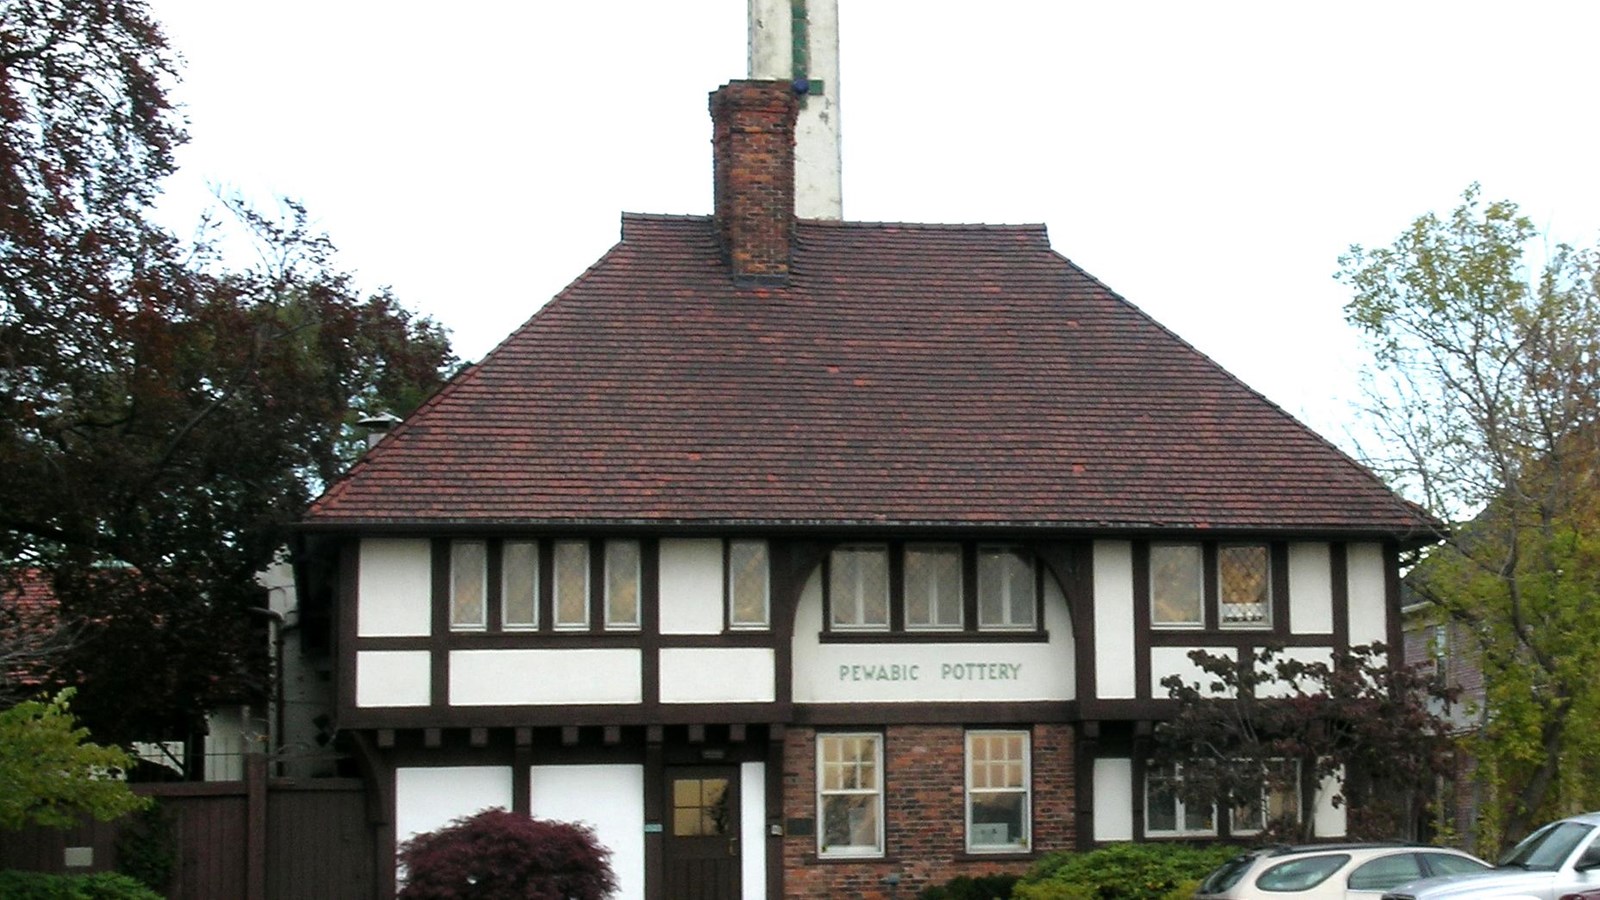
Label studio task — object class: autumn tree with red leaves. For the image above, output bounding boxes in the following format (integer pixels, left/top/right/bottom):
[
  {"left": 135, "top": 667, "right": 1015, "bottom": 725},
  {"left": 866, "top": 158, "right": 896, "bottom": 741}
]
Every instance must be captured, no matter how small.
[
  {"left": 0, "top": 1, "right": 455, "bottom": 748},
  {"left": 1153, "top": 644, "right": 1458, "bottom": 842},
  {"left": 398, "top": 809, "right": 617, "bottom": 900}
]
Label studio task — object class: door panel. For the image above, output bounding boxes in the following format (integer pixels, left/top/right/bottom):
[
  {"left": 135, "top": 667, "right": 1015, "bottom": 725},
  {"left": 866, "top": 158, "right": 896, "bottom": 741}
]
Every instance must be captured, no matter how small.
[{"left": 664, "top": 767, "right": 741, "bottom": 900}]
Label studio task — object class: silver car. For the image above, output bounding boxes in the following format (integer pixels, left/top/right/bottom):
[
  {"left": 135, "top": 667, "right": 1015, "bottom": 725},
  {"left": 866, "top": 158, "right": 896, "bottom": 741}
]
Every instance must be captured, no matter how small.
[
  {"left": 1382, "top": 812, "right": 1600, "bottom": 900},
  {"left": 1195, "top": 843, "right": 1489, "bottom": 900}
]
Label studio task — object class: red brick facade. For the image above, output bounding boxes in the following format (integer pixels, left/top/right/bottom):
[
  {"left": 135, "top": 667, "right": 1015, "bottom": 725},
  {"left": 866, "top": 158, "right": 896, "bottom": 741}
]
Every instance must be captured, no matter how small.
[{"left": 781, "top": 723, "right": 1075, "bottom": 899}]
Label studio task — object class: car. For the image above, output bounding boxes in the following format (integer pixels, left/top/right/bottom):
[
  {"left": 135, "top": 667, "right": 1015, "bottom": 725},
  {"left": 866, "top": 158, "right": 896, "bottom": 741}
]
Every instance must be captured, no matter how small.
[
  {"left": 1194, "top": 843, "right": 1491, "bottom": 899},
  {"left": 1380, "top": 811, "right": 1600, "bottom": 900}
]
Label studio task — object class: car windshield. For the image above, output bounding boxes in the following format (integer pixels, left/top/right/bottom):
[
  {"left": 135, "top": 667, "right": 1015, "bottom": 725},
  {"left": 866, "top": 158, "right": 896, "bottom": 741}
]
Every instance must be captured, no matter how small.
[
  {"left": 1199, "top": 853, "right": 1259, "bottom": 894},
  {"left": 1499, "top": 821, "right": 1594, "bottom": 871}
]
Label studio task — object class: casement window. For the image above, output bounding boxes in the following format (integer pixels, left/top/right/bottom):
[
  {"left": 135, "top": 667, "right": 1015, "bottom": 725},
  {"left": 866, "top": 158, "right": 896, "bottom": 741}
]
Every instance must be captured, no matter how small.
[
  {"left": 553, "top": 540, "right": 590, "bottom": 630},
  {"left": 1145, "top": 764, "right": 1216, "bottom": 837},
  {"left": 604, "top": 539, "right": 641, "bottom": 629},
  {"left": 449, "top": 540, "right": 487, "bottom": 630},
  {"left": 1230, "top": 759, "right": 1302, "bottom": 835},
  {"left": 824, "top": 542, "right": 1046, "bottom": 635},
  {"left": 905, "top": 543, "right": 963, "bottom": 630},
  {"left": 966, "top": 731, "right": 1030, "bottom": 852},
  {"left": 829, "top": 545, "right": 891, "bottom": 630},
  {"left": 1148, "top": 542, "right": 1274, "bottom": 630},
  {"left": 1219, "top": 544, "right": 1271, "bottom": 627},
  {"left": 977, "top": 545, "right": 1036, "bottom": 630},
  {"left": 728, "top": 540, "right": 770, "bottom": 629},
  {"left": 817, "top": 733, "right": 884, "bottom": 857},
  {"left": 500, "top": 541, "right": 539, "bottom": 629},
  {"left": 1150, "top": 543, "right": 1203, "bottom": 627}
]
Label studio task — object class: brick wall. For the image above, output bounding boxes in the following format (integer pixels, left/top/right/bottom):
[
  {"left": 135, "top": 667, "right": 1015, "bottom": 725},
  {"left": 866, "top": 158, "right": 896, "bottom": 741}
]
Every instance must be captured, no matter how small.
[
  {"left": 709, "top": 80, "right": 798, "bottom": 281},
  {"left": 781, "top": 723, "right": 1075, "bottom": 899}
]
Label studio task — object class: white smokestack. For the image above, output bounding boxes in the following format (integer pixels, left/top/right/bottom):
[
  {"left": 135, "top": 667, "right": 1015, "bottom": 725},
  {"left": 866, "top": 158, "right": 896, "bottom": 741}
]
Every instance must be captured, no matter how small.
[{"left": 748, "top": 0, "right": 842, "bottom": 220}]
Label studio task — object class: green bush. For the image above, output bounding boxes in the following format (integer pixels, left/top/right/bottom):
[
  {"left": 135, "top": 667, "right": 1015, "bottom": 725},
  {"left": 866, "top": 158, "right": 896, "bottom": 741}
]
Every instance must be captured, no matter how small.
[
  {"left": 0, "top": 871, "right": 164, "bottom": 900},
  {"left": 1014, "top": 843, "right": 1238, "bottom": 900},
  {"left": 918, "top": 872, "right": 1022, "bottom": 899}
]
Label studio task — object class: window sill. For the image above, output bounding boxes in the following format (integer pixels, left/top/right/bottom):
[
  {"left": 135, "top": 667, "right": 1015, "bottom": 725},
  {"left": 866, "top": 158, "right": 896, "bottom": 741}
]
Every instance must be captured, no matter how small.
[
  {"left": 820, "top": 630, "right": 1050, "bottom": 644},
  {"left": 955, "top": 849, "right": 1036, "bottom": 861}
]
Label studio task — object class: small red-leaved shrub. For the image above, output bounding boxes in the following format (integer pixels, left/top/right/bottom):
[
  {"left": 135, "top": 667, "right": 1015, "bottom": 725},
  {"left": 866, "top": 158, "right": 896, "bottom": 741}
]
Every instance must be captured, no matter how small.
[{"left": 398, "top": 807, "right": 617, "bottom": 899}]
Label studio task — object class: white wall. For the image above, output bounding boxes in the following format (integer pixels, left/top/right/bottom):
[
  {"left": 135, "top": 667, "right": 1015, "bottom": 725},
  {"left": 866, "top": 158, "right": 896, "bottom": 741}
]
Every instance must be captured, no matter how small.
[
  {"left": 1093, "top": 541, "right": 1136, "bottom": 700},
  {"left": 740, "top": 762, "right": 767, "bottom": 900},
  {"left": 355, "top": 650, "right": 430, "bottom": 707},
  {"left": 1346, "top": 543, "right": 1389, "bottom": 651},
  {"left": 358, "top": 539, "right": 431, "bottom": 637},
  {"left": 748, "top": 0, "right": 842, "bottom": 219},
  {"left": 790, "top": 569, "right": 1075, "bottom": 703},
  {"left": 657, "top": 538, "right": 725, "bottom": 635},
  {"left": 449, "top": 649, "right": 642, "bottom": 705},
  {"left": 660, "top": 648, "right": 775, "bottom": 703},
  {"left": 1148, "top": 646, "right": 1233, "bottom": 698},
  {"left": 394, "top": 766, "right": 514, "bottom": 846},
  {"left": 1313, "top": 768, "right": 1348, "bottom": 837},
  {"left": 1093, "top": 758, "right": 1134, "bottom": 841},
  {"left": 531, "top": 765, "right": 645, "bottom": 900},
  {"left": 1287, "top": 542, "right": 1334, "bottom": 634}
]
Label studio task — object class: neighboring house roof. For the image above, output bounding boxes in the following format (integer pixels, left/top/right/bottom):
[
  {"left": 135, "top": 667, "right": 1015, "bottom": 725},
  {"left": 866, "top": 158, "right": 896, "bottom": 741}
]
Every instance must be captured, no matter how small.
[{"left": 306, "top": 213, "right": 1434, "bottom": 539}]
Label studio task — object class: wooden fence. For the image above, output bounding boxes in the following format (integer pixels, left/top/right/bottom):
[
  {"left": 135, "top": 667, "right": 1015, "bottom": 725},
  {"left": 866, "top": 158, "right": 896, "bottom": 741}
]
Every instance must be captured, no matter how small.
[{"left": 0, "top": 756, "right": 376, "bottom": 900}]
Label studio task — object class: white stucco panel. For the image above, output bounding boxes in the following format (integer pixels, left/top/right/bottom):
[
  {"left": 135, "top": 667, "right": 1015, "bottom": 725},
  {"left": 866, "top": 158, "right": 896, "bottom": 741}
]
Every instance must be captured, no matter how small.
[
  {"left": 1094, "top": 541, "right": 1137, "bottom": 700},
  {"left": 355, "top": 650, "right": 430, "bottom": 707},
  {"left": 531, "top": 765, "right": 645, "bottom": 900},
  {"left": 741, "top": 762, "right": 767, "bottom": 900},
  {"left": 1149, "top": 646, "right": 1234, "bottom": 699},
  {"left": 1287, "top": 542, "right": 1334, "bottom": 634},
  {"left": 657, "top": 538, "right": 725, "bottom": 635},
  {"left": 1314, "top": 767, "right": 1348, "bottom": 838},
  {"left": 1256, "top": 646, "right": 1336, "bottom": 698},
  {"left": 790, "top": 568, "right": 1075, "bottom": 703},
  {"left": 1093, "top": 758, "right": 1135, "bottom": 841},
  {"left": 660, "top": 648, "right": 775, "bottom": 704},
  {"left": 357, "top": 538, "right": 432, "bottom": 637},
  {"left": 395, "top": 766, "right": 513, "bottom": 846},
  {"left": 1346, "top": 543, "right": 1389, "bottom": 652},
  {"left": 449, "top": 649, "right": 641, "bottom": 705}
]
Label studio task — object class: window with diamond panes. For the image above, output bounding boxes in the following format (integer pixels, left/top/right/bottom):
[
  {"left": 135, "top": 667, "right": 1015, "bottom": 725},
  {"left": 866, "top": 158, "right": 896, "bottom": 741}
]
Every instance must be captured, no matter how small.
[
  {"left": 818, "top": 733, "right": 883, "bottom": 856},
  {"left": 1231, "top": 759, "right": 1301, "bottom": 835},
  {"left": 1219, "top": 544, "right": 1271, "bottom": 627},
  {"left": 449, "top": 540, "right": 486, "bottom": 630},
  {"left": 728, "top": 540, "right": 769, "bottom": 629},
  {"left": 553, "top": 540, "right": 589, "bottom": 629},
  {"left": 905, "top": 543, "right": 963, "bottom": 630},
  {"left": 501, "top": 541, "right": 538, "bottom": 629},
  {"left": 1145, "top": 764, "right": 1216, "bottom": 836},
  {"left": 978, "top": 546, "right": 1035, "bottom": 629},
  {"left": 605, "top": 539, "right": 640, "bottom": 629},
  {"left": 1150, "top": 543, "right": 1203, "bottom": 627},
  {"left": 966, "top": 731, "right": 1030, "bottom": 852},
  {"left": 829, "top": 545, "right": 890, "bottom": 630}
]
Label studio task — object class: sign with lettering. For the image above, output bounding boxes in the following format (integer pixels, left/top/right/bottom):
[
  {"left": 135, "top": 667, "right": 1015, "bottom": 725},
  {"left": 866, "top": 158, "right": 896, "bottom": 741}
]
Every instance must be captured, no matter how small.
[{"left": 836, "top": 662, "right": 1024, "bottom": 683}]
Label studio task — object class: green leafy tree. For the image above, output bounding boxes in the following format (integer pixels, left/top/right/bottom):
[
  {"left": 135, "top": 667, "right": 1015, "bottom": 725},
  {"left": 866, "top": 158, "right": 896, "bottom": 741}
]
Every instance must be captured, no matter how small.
[
  {"left": 0, "top": 690, "right": 148, "bottom": 829},
  {"left": 1153, "top": 645, "right": 1457, "bottom": 842},
  {"left": 0, "top": 1, "right": 456, "bottom": 746},
  {"left": 1338, "top": 185, "right": 1600, "bottom": 851}
]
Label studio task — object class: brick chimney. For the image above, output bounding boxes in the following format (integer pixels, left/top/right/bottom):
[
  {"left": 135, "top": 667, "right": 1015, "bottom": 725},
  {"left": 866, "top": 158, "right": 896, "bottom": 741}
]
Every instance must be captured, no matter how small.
[{"left": 710, "top": 80, "right": 799, "bottom": 283}]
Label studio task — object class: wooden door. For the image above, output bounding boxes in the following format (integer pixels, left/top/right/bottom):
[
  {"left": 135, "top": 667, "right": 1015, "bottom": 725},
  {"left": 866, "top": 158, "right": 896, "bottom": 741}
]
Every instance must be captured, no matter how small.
[{"left": 664, "top": 767, "right": 741, "bottom": 900}]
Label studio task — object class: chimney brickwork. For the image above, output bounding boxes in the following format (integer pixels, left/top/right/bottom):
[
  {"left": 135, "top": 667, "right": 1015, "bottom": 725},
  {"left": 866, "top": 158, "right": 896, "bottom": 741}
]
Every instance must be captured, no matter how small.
[{"left": 710, "top": 80, "right": 799, "bottom": 282}]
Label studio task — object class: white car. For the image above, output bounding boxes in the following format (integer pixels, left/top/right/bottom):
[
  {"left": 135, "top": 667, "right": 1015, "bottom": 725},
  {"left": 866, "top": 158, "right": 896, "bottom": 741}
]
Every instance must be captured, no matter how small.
[
  {"left": 1195, "top": 843, "right": 1490, "bottom": 900},
  {"left": 1381, "top": 812, "right": 1600, "bottom": 900}
]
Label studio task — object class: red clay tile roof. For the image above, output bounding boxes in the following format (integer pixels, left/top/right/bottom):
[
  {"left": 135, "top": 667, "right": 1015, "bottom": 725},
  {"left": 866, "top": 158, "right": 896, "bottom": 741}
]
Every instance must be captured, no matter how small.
[{"left": 306, "top": 214, "right": 1435, "bottom": 538}]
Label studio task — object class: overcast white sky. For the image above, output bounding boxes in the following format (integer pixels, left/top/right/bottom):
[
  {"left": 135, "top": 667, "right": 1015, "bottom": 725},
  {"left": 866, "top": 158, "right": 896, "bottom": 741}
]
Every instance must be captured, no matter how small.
[{"left": 147, "top": 0, "right": 1600, "bottom": 452}]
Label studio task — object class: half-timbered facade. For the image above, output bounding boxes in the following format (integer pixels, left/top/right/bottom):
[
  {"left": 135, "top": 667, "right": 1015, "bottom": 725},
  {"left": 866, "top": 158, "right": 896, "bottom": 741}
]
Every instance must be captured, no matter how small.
[{"left": 297, "top": 80, "right": 1436, "bottom": 900}]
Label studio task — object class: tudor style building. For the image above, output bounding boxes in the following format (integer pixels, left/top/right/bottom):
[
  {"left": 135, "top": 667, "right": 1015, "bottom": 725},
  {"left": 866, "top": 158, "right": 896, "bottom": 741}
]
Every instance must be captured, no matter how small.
[{"left": 296, "top": 80, "right": 1436, "bottom": 900}]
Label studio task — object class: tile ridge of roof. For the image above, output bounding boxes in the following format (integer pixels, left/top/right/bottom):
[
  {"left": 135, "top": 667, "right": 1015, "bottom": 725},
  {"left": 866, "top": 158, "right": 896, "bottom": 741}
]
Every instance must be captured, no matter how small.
[
  {"left": 798, "top": 217, "right": 1049, "bottom": 233},
  {"left": 1044, "top": 245, "right": 1443, "bottom": 536},
  {"left": 621, "top": 211, "right": 712, "bottom": 222}
]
